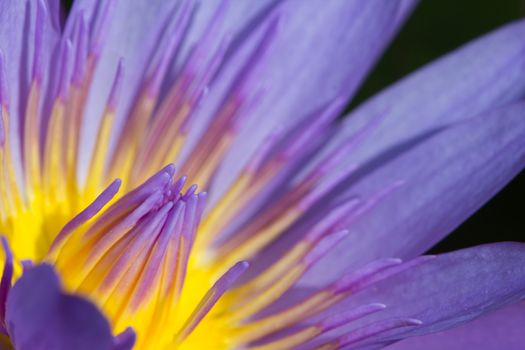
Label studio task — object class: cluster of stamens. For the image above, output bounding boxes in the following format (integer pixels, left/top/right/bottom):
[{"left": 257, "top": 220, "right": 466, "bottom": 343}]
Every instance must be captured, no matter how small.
[{"left": 0, "top": 0, "right": 424, "bottom": 349}]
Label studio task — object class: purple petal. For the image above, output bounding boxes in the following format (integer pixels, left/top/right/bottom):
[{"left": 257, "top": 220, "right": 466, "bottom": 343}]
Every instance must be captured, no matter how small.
[
  {"left": 5, "top": 264, "right": 120, "bottom": 350},
  {"left": 331, "top": 19, "right": 525, "bottom": 168},
  {"left": 303, "top": 243, "right": 525, "bottom": 348},
  {"left": 300, "top": 99, "right": 525, "bottom": 286},
  {"left": 386, "top": 302, "right": 525, "bottom": 350},
  {"left": 71, "top": 0, "right": 416, "bottom": 188}
]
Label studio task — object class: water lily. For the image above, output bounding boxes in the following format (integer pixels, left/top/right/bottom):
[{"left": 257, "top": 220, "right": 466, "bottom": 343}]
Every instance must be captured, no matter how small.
[{"left": 0, "top": 0, "right": 524, "bottom": 349}]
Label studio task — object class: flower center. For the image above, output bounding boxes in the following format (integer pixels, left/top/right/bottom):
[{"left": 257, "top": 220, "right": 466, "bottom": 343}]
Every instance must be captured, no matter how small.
[{"left": 46, "top": 166, "right": 248, "bottom": 349}]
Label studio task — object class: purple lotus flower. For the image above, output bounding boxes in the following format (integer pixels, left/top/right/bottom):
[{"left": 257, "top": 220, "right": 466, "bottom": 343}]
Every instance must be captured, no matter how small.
[{"left": 0, "top": 0, "right": 523, "bottom": 349}]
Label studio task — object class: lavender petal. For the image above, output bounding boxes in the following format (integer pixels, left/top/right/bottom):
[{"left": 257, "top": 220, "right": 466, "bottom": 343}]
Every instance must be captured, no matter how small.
[{"left": 386, "top": 302, "right": 525, "bottom": 350}]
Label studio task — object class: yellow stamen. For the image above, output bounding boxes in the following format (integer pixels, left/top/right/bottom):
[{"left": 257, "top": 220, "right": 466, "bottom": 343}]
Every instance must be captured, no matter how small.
[{"left": 85, "top": 110, "right": 115, "bottom": 195}]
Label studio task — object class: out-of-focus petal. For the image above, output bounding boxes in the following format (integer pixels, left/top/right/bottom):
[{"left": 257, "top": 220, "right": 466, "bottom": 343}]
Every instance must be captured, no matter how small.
[
  {"left": 299, "top": 99, "right": 525, "bottom": 286},
  {"left": 302, "top": 243, "right": 525, "bottom": 349},
  {"left": 5, "top": 264, "right": 120, "bottom": 350},
  {"left": 386, "top": 302, "right": 525, "bottom": 350},
  {"left": 71, "top": 0, "right": 417, "bottom": 188}
]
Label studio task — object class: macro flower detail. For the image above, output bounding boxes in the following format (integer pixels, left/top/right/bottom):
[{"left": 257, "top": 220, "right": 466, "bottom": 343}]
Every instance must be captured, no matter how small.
[{"left": 0, "top": 0, "right": 524, "bottom": 350}]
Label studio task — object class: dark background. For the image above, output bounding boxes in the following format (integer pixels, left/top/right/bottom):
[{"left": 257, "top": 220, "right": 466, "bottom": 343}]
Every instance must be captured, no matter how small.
[{"left": 63, "top": 0, "right": 525, "bottom": 252}]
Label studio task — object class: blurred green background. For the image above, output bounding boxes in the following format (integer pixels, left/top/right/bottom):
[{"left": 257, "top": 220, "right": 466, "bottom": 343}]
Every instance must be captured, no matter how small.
[{"left": 63, "top": 0, "right": 525, "bottom": 251}]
